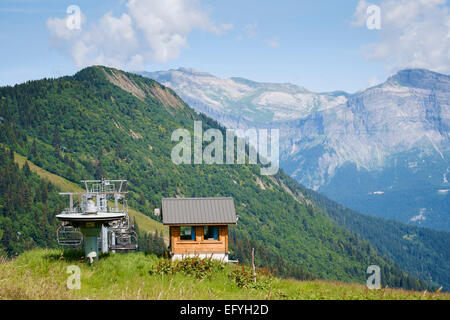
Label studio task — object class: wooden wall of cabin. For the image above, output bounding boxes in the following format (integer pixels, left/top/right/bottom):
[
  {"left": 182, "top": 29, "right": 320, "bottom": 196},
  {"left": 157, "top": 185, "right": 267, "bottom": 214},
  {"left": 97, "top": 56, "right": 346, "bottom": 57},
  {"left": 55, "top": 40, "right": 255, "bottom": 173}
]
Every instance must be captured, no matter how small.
[{"left": 169, "top": 225, "right": 229, "bottom": 255}]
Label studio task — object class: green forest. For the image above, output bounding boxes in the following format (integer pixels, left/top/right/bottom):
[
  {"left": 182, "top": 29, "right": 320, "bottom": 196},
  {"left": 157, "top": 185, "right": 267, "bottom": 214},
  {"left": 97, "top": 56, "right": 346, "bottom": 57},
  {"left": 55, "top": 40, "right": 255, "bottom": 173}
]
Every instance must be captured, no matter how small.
[
  {"left": 0, "top": 146, "right": 64, "bottom": 255},
  {"left": 0, "top": 66, "right": 447, "bottom": 291}
]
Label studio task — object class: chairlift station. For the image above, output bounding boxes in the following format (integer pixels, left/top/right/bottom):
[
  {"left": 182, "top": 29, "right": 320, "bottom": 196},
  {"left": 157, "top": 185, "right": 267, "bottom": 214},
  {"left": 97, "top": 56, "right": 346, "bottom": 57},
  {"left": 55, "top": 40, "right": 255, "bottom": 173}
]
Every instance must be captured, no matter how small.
[{"left": 56, "top": 179, "right": 137, "bottom": 263}]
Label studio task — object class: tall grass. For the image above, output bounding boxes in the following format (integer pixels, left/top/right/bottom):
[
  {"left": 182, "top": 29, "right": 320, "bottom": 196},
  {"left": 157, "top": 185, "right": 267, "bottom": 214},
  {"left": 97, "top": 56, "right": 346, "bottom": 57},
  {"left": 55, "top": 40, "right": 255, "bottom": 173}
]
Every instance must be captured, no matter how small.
[{"left": 1, "top": 249, "right": 448, "bottom": 300}]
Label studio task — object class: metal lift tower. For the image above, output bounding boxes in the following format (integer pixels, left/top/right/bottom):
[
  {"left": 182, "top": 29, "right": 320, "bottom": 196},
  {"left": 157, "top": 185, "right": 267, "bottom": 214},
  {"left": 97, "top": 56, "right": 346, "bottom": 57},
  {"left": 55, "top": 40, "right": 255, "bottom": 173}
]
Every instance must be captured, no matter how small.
[{"left": 56, "top": 179, "right": 138, "bottom": 263}]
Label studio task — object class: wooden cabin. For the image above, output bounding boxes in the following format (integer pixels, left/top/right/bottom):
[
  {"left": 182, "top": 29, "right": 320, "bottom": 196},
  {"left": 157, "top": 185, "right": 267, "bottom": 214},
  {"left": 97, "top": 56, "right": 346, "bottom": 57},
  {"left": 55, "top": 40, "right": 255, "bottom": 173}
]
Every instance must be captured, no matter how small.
[{"left": 161, "top": 197, "right": 237, "bottom": 261}]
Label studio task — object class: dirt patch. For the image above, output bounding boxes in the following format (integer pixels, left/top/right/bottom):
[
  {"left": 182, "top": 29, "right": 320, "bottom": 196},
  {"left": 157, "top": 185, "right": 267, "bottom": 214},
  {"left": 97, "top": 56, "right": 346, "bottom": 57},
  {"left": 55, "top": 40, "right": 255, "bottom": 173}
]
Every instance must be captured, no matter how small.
[
  {"left": 129, "top": 129, "right": 142, "bottom": 139},
  {"left": 279, "top": 180, "right": 309, "bottom": 205},
  {"left": 113, "top": 120, "right": 122, "bottom": 130},
  {"left": 104, "top": 68, "right": 185, "bottom": 112},
  {"left": 280, "top": 181, "right": 295, "bottom": 197},
  {"left": 267, "top": 176, "right": 280, "bottom": 188},
  {"left": 255, "top": 176, "right": 266, "bottom": 190},
  {"left": 104, "top": 69, "right": 146, "bottom": 101},
  {"left": 143, "top": 82, "right": 185, "bottom": 112}
]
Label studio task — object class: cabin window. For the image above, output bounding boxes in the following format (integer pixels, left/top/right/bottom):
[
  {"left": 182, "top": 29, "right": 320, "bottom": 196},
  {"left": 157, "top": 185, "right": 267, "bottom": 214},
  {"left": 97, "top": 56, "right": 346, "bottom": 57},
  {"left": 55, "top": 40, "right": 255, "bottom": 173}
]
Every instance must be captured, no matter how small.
[
  {"left": 204, "top": 226, "right": 219, "bottom": 240},
  {"left": 180, "top": 226, "right": 196, "bottom": 241}
]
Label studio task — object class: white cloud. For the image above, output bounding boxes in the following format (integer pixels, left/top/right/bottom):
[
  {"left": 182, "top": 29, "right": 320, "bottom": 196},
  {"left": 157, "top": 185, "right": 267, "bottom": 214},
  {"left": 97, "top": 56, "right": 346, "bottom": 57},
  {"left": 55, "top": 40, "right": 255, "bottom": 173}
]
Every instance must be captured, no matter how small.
[
  {"left": 265, "top": 37, "right": 280, "bottom": 48},
  {"left": 47, "top": 12, "right": 86, "bottom": 41},
  {"left": 237, "top": 22, "right": 261, "bottom": 42},
  {"left": 351, "top": 0, "right": 371, "bottom": 27},
  {"left": 244, "top": 22, "right": 258, "bottom": 39},
  {"left": 47, "top": 0, "right": 233, "bottom": 69},
  {"left": 352, "top": 0, "right": 450, "bottom": 73}
]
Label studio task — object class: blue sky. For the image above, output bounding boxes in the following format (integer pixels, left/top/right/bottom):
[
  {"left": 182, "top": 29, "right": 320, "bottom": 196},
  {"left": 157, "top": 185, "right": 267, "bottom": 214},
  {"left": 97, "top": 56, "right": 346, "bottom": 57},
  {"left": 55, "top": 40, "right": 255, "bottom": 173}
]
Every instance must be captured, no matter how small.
[{"left": 0, "top": 0, "right": 448, "bottom": 93}]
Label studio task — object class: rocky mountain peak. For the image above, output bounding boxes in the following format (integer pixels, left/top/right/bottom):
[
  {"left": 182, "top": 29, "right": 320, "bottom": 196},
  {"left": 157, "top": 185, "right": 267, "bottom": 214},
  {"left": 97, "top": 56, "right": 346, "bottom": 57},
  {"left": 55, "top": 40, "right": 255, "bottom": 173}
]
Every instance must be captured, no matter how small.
[{"left": 386, "top": 69, "right": 450, "bottom": 90}]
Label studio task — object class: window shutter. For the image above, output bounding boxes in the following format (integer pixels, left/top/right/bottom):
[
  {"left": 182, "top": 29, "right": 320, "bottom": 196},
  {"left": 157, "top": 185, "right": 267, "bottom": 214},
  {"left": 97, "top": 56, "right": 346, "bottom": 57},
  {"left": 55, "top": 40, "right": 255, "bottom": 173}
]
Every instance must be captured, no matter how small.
[{"left": 191, "top": 226, "right": 196, "bottom": 241}]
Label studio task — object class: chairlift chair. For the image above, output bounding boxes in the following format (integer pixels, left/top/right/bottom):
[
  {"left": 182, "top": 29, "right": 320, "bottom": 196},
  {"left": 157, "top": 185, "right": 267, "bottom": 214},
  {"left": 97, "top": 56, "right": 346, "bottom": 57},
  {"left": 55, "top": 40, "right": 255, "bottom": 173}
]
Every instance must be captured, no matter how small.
[{"left": 57, "top": 223, "right": 83, "bottom": 247}]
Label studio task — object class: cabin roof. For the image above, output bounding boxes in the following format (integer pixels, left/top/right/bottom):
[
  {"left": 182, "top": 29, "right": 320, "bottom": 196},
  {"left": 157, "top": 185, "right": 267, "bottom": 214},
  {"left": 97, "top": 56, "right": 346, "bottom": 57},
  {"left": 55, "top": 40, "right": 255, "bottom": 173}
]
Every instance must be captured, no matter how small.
[{"left": 161, "top": 197, "right": 237, "bottom": 225}]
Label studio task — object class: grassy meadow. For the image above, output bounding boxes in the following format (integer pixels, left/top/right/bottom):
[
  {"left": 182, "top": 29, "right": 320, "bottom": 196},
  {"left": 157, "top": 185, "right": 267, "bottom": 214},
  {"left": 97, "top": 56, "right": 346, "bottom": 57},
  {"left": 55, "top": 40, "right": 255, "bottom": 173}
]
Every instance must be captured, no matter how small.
[{"left": 0, "top": 249, "right": 448, "bottom": 300}]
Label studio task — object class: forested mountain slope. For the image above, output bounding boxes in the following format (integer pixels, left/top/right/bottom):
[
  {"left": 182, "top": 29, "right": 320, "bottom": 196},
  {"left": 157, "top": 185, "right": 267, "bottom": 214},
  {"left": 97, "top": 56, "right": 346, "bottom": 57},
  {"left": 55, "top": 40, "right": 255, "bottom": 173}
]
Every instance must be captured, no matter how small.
[
  {"left": 0, "top": 146, "right": 63, "bottom": 255},
  {"left": 283, "top": 177, "right": 450, "bottom": 290}
]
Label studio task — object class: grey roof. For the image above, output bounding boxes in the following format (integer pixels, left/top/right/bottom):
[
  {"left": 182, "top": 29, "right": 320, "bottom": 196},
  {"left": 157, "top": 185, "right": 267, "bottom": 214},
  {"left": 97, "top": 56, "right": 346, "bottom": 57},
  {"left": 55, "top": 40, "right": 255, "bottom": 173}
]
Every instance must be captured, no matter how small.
[{"left": 162, "top": 197, "right": 237, "bottom": 225}]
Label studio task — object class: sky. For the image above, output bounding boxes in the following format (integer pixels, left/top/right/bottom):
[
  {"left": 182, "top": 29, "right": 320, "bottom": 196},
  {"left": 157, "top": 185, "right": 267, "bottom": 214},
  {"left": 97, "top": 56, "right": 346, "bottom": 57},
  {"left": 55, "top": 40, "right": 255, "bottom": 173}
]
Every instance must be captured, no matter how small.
[{"left": 0, "top": 0, "right": 448, "bottom": 93}]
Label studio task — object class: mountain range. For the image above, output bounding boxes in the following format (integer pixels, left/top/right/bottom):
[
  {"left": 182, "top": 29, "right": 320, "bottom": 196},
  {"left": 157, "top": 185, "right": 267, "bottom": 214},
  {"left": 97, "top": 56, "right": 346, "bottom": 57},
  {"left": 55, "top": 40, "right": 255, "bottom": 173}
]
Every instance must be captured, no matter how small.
[
  {"left": 0, "top": 66, "right": 449, "bottom": 290},
  {"left": 142, "top": 68, "right": 450, "bottom": 231}
]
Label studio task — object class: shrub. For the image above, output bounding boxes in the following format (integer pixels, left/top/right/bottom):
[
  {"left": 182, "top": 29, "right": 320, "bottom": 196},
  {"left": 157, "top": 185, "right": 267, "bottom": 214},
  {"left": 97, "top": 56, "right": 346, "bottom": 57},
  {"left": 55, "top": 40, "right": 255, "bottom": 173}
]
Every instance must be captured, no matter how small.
[
  {"left": 149, "top": 257, "right": 225, "bottom": 279},
  {"left": 228, "top": 265, "right": 273, "bottom": 290}
]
